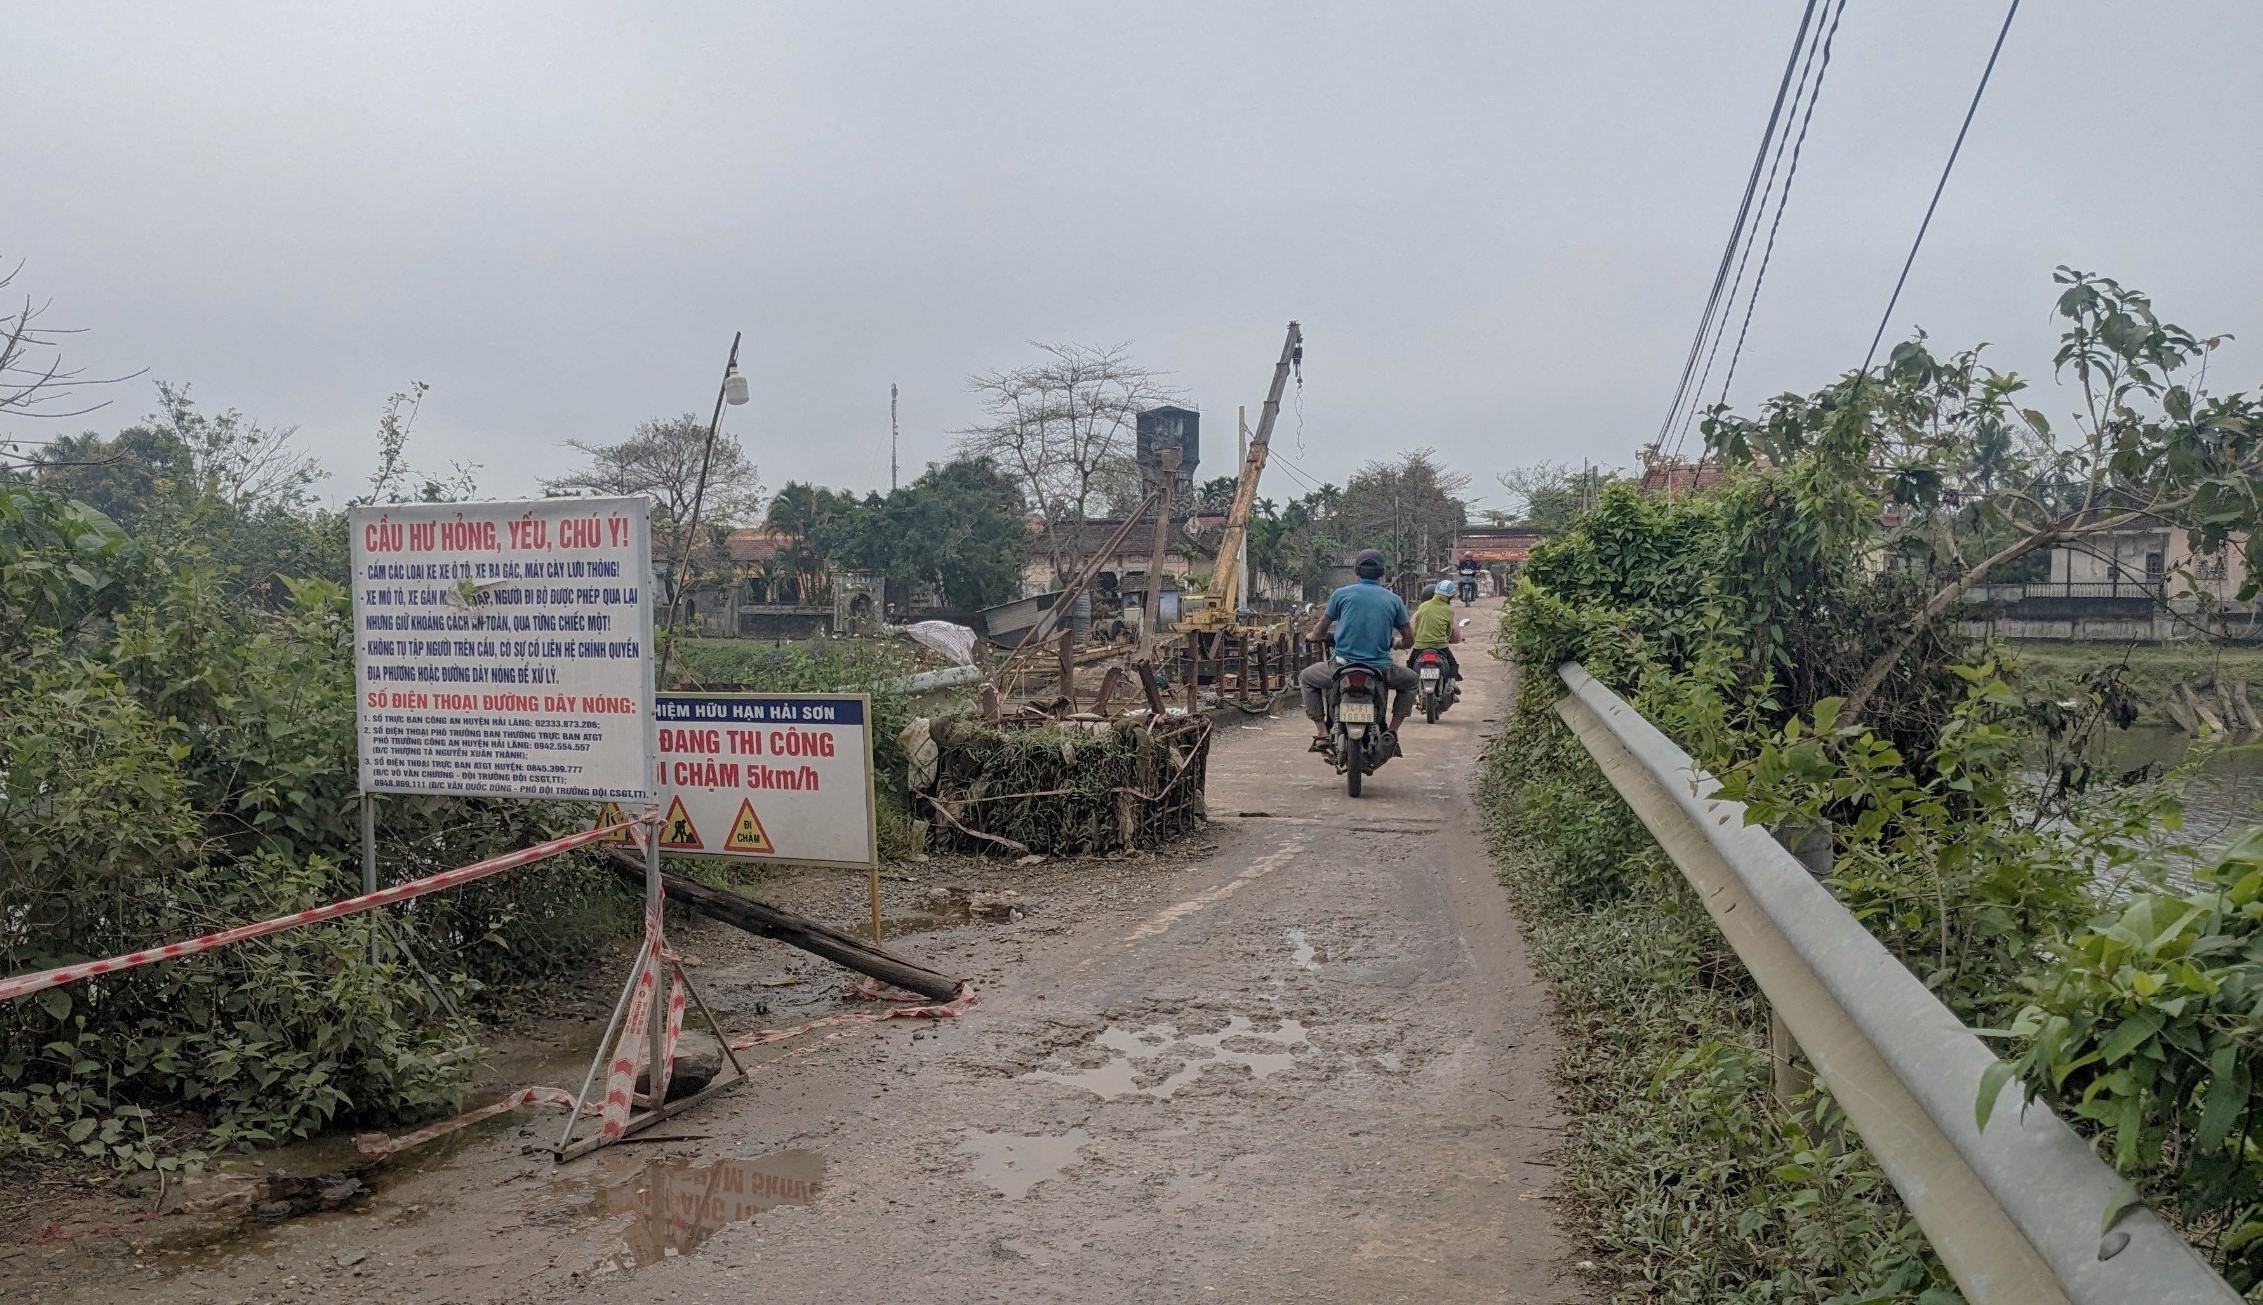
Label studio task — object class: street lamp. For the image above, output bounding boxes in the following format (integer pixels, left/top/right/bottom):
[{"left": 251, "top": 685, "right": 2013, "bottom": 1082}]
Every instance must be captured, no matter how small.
[{"left": 657, "top": 333, "right": 747, "bottom": 685}]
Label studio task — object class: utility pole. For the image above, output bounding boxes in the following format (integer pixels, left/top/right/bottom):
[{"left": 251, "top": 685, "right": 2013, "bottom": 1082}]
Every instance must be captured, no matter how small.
[{"left": 890, "top": 382, "right": 900, "bottom": 493}]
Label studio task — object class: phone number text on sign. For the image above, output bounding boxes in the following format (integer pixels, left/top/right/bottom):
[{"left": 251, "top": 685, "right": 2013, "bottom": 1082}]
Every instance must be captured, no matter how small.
[
  {"left": 350, "top": 497, "right": 656, "bottom": 802},
  {"left": 640, "top": 694, "right": 877, "bottom": 869}
]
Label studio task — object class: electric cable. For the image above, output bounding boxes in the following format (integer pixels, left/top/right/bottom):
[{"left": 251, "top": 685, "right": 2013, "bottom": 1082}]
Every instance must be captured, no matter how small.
[
  {"left": 1705, "top": 0, "right": 1848, "bottom": 421},
  {"left": 1653, "top": 0, "right": 1822, "bottom": 455},
  {"left": 1670, "top": 0, "right": 1844, "bottom": 459},
  {"left": 1861, "top": 0, "right": 2021, "bottom": 377}
]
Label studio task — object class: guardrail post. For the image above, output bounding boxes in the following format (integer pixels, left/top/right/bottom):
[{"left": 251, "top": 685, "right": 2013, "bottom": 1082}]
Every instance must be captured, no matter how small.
[{"left": 1767, "top": 819, "right": 1829, "bottom": 1110}]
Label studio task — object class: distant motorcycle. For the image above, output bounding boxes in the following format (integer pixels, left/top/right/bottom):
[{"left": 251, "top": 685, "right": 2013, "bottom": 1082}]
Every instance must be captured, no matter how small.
[
  {"left": 1457, "top": 575, "right": 1478, "bottom": 605},
  {"left": 1322, "top": 660, "right": 1394, "bottom": 798}
]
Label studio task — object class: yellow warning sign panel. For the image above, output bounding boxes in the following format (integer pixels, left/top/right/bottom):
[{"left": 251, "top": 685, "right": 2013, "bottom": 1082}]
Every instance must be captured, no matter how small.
[
  {"left": 723, "top": 799, "right": 775, "bottom": 854},
  {"left": 658, "top": 795, "right": 703, "bottom": 850},
  {"left": 591, "top": 802, "right": 635, "bottom": 845}
]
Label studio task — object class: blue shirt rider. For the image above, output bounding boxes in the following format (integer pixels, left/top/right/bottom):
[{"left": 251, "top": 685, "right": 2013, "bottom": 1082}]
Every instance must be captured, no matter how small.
[{"left": 1300, "top": 549, "right": 1420, "bottom": 751}]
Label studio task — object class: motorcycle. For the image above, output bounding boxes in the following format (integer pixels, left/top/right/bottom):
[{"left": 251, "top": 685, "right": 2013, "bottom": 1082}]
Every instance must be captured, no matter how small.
[
  {"left": 1324, "top": 660, "right": 1394, "bottom": 798},
  {"left": 1457, "top": 574, "right": 1478, "bottom": 605},
  {"left": 1413, "top": 648, "right": 1459, "bottom": 724}
]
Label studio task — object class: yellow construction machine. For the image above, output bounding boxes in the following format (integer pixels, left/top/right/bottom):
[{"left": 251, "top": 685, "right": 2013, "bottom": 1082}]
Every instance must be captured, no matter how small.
[{"left": 1182, "top": 320, "right": 1302, "bottom": 634}]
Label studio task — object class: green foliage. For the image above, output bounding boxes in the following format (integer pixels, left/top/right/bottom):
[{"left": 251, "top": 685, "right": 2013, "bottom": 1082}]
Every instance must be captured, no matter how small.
[
  {"left": 1986, "top": 833, "right": 2263, "bottom": 1289},
  {"left": 1703, "top": 269, "right": 2263, "bottom": 717},
  {"left": 774, "top": 456, "right": 1031, "bottom": 611},
  {"left": 30, "top": 383, "right": 345, "bottom": 605},
  {"left": 1495, "top": 460, "right": 1612, "bottom": 531},
  {"left": 2, "top": 422, "right": 638, "bottom": 1170},
  {"left": 1484, "top": 709, "right": 1959, "bottom": 1303},
  {"left": 1493, "top": 271, "right": 2263, "bottom": 1292}
]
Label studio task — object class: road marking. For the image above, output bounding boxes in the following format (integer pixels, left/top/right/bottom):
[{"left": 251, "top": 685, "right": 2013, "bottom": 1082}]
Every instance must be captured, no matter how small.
[{"left": 1118, "top": 839, "right": 1307, "bottom": 947}]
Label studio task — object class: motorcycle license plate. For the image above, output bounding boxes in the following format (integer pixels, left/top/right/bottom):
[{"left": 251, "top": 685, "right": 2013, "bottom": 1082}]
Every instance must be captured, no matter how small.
[
  {"left": 1420, "top": 669, "right": 1440, "bottom": 683},
  {"left": 1340, "top": 700, "right": 1376, "bottom": 724}
]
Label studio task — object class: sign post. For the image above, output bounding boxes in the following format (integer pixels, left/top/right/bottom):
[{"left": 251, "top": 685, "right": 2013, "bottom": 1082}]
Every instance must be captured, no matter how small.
[{"left": 346, "top": 496, "right": 742, "bottom": 1158}]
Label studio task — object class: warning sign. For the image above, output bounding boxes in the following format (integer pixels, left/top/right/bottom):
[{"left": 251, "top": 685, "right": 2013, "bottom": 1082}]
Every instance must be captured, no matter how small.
[
  {"left": 592, "top": 802, "right": 635, "bottom": 845},
  {"left": 645, "top": 693, "right": 877, "bottom": 868},
  {"left": 658, "top": 796, "right": 703, "bottom": 850},
  {"left": 724, "top": 799, "right": 774, "bottom": 854},
  {"left": 349, "top": 496, "right": 655, "bottom": 802}
]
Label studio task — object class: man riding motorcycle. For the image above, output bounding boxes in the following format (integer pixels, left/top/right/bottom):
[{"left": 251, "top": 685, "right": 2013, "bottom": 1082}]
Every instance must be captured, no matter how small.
[
  {"left": 1455, "top": 551, "right": 1481, "bottom": 603},
  {"left": 1300, "top": 548, "right": 1419, "bottom": 753},
  {"left": 1409, "top": 579, "right": 1463, "bottom": 686}
]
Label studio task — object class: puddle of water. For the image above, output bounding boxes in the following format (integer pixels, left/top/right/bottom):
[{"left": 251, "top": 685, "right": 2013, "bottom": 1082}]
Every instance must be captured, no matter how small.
[
  {"left": 1285, "top": 929, "right": 1320, "bottom": 970},
  {"left": 957, "top": 1129, "right": 1090, "bottom": 1200},
  {"left": 1375, "top": 1052, "right": 1404, "bottom": 1072},
  {"left": 1022, "top": 1016, "right": 1309, "bottom": 1101},
  {"left": 596, "top": 1149, "right": 825, "bottom": 1269}
]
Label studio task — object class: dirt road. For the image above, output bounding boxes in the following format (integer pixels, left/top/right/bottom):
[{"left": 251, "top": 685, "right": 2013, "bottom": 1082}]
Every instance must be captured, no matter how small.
[{"left": 20, "top": 607, "right": 1587, "bottom": 1304}]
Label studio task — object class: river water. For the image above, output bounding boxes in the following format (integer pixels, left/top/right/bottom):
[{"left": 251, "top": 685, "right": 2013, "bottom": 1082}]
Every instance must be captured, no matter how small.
[{"left": 2106, "top": 726, "right": 2263, "bottom": 851}]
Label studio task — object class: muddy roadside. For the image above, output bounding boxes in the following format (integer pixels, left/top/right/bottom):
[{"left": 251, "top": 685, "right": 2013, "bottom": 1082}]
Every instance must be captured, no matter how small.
[{"left": 0, "top": 747, "right": 1234, "bottom": 1296}]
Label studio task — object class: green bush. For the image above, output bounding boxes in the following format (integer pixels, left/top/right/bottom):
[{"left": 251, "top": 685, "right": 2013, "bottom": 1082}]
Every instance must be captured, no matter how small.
[
  {"left": 1, "top": 485, "right": 637, "bottom": 1167},
  {"left": 1484, "top": 709, "right": 1959, "bottom": 1303}
]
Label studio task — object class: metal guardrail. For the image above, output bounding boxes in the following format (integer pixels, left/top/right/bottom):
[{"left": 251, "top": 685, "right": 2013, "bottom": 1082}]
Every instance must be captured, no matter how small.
[{"left": 1553, "top": 663, "right": 2240, "bottom": 1305}]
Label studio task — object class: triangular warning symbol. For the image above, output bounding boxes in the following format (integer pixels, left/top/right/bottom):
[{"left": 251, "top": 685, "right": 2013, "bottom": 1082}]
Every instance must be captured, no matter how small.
[
  {"left": 724, "top": 798, "right": 775, "bottom": 854},
  {"left": 591, "top": 802, "right": 634, "bottom": 845},
  {"left": 658, "top": 796, "right": 703, "bottom": 850}
]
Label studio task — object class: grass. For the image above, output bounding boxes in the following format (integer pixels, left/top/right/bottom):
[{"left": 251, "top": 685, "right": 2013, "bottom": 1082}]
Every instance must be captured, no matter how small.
[
  {"left": 1481, "top": 711, "right": 1960, "bottom": 1304},
  {"left": 2003, "top": 640, "right": 2263, "bottom": 687}
]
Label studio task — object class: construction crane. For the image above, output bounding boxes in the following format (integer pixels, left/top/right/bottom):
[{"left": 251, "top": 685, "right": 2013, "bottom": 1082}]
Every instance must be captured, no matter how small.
[{"left": 1190, "top": 320, "right": 1302, "bottom": 628}]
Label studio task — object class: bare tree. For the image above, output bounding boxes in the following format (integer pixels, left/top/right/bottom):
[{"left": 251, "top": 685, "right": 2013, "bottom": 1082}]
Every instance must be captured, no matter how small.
[
  {"left": 356, "top": 381, "right": 451, "bottom": 503},
  {"left": 1338, "top": 448, "right": 1471, "bottom": 574},
  {"left": 0, "top": 258, "right": 144, "bottom": 467},
  {"left": 957, "top": 343, "right": 1176, "bottom": 584},
  {"left": 541, "top": 413, "right": 763, "bottom": 600}
]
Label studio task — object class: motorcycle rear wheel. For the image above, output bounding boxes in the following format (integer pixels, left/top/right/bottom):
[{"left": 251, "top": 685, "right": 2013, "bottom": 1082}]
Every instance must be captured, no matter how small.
[{"left": 1343, "top": 731, "right": 1364, "bottom": 798}]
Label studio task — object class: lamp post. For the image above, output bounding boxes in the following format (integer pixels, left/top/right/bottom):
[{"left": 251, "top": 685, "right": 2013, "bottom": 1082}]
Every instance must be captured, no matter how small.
[{"left": 657, "top": 333, "right": 750, "bottom": 687}]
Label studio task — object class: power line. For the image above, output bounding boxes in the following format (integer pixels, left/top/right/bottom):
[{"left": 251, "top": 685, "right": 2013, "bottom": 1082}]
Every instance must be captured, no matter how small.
[
  {"left": 1708, "top": 0, "right": 1847, "bottom": 417},
  {"left": 1652, "top": 0, "right": 1822, "bottom": 454},
  {"left": 1861, "top": 0, "right": 2021, "bottom": 377},
  {"left": 1671, "top": 0, "right": 1844, "bottom": 459}
]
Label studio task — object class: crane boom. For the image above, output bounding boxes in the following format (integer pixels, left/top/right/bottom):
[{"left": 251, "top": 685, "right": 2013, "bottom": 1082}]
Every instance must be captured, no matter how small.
[{"left": 1211, "top": 321, "right": 1301, "bottom": 618}]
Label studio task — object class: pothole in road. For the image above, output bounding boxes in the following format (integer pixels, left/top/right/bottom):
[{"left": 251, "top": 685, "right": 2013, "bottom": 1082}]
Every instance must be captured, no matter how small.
[
  {"left": 594, "top": 1149, "right": 825, "bottom": 1270},
  {"left": 1021, "top": 1016, "right": 1310, "bottom": 1101},
  {"left": 957, "top": 1129, "right": 1090, "bottom": 1200}
]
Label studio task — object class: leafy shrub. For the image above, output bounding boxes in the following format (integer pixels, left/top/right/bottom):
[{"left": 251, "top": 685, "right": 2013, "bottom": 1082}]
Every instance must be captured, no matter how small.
[
  {"left": 1, "top": 486, "right": 637, "bottom": 1167},
  {"left": 1987, "top": 834, "right": 2263, "bottom": 1289},
  {"left": 1484, "top": 709, "right": 1959, "bottom": 1303}
]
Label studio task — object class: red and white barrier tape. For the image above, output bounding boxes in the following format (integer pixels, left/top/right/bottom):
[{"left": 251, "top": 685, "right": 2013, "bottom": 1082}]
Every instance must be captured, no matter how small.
[{"left": 0, "top": 819, "right": 648, "bottom": 1005}]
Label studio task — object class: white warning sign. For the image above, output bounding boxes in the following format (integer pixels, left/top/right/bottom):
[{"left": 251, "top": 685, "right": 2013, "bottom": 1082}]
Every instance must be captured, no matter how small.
[
  {"left": 350, "top": 496, "right": 656, "bottom": 802},
  {"left": 627, "top": 693, "right": 877, "bottom": 869}
]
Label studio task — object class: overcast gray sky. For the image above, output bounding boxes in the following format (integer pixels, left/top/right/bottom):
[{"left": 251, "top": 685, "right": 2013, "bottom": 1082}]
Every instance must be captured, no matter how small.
[{"left": 8, "top": 2, "right": 2259, "bottom": 513}]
